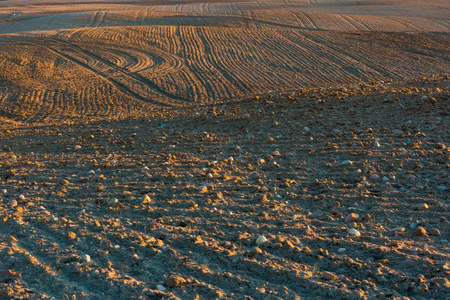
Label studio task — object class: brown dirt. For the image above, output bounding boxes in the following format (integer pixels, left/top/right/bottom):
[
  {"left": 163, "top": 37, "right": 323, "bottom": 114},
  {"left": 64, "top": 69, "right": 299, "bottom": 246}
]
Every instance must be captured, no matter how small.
[{"left": 0, "top": 76, "right": 449, "bottom": 299}]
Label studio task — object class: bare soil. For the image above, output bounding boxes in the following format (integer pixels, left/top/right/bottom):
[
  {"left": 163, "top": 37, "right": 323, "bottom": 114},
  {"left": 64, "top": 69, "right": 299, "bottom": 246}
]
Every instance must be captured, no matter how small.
[
  {"left": 0, "top": 0, "right": 449, "bottom": 299},
  {"left": 0, "top": 76, "right": 449, "bottom": 299}
]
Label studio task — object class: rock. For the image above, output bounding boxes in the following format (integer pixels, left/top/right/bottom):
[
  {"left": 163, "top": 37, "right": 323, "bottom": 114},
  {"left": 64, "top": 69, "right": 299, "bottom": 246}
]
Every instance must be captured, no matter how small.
[
  {"left": 82, "top": 254, "right": 91, "bottom": 263},
  {"left": 256, "top": 158, "right": 265, "bottom": 165},
  {"left": 418, "top": 203, "right": 429, "bottom": 211},
  {"left": 413, "top": 227, "right": 427, "bottom": 237},
  {"left": 156, "top": 285, "right": 167, "bottom": 291},
  {"left": 436, "top": 185, "right": 446, "bottom": 191},
  {"left": 60, "top": 179, "right": 70, "bottom": 185},
  {"left": 341, "top": 160, "right": 353, "bottom": 166},
  {"left": 271, "top": 242, "right": 282, "bottom": 249},
  {"left": 370, "top": 173, "right": 380, "bottom": 180},
  {"left": 393, "top": 130, "right": 403, "bottom": 135},
  {"left": 348, "top": 229, "right": 361, "bottom": 237},
  {"left": 410, "top": 187, "right": 419, "bottom": 193},
  {"left": 256, "top": 236, "right": 268, "bottom": 245},
  {"left": 393, "top": 227, "right": 405, "bottom": 232},
  {"left": 322, "top": 271, "right": 338, "bottom": 281},
  {"left": 166, "top": 275, "right": 186, "bottom": 288},
  {"left": 429, "top": 228, "right": 440, "bottom": 236},
  {"left": 247, "top": 247, "right": 263, "bottom": 257},
  {"left": 338, "top": 248, "right": 346, "bottom": 253},
  {"left": 67, "top": 231, "right": 77, "bottom": 239},
  {"left": 108, "top": 198, "right": 118, "bottom": 206},
  {"left": 403, "top": 259, "right": 415, "bottom": 268},
  {"left": 141, "top": 194, "right": 152, "bottom": 204},
  {"left": 74, "top": 145, "right": 82, "bottom": 150},
  {"left": 345, "top": 213, "right": 359, "bottom": 223},
  {"left": 413, "top": 282, "right": 428, "bottom": 294}
]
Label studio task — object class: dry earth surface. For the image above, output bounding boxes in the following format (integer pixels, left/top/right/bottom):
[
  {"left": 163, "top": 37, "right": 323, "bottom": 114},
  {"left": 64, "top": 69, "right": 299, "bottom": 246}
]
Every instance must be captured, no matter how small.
[{"left": 0, "top": 0, "right": 449, "bottom": 299}]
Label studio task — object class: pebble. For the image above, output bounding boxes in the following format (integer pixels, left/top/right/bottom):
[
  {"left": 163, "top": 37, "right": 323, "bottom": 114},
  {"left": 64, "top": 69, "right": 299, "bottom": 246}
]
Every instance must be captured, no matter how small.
[
  {"left": 74, "top": 145, "right": 82, "bottom": 150},
  {"left": 403, "top": 259, "right": 415, "bottom": 268},
  {"left": 82, "top": 254, "right": 91, "bottom": 263},
  {"left": 341, "top": 160, "right": 353, "bottom": 166},
  {"left": 256, "top": 236, "right": 268, "bottom": 245},
  {"left": 166, "top": 275, "right": 186, "bottom": 288},
  {"left": 348, "top": 229, "right": 361, "bottom": 237},
  {"left": 418, "top": 203, "right": 429, "bottom": 211},
  {"left": 370, "top": 174, "right": 380, "bottom": 180},
  {"left": 429, "top": 228, "right": 440, "bottom": 236},
  {"left": 393, "top": 227, "right": 405, "bottom": 232},
  {"left": 257, "top": 158, "right": 265, "bottom": 165},
  {"left": 413, "top": 227, "right": 427, "bottom": 237},
  {"left": 247, "top": 247, "right": 263, "bottom": 257},
  {"left": 108, "top": 198, "right": 119, "bottom": 206},
  {"left": 436, "top": 185, "right": 446, "bottom": 191},
  {"left": 141, "top": 194, "right": 152, "bottom": 204},
  {"left": 67, "top": 231, "right": 77, "bottom": 239},
  {"left": 410, "top": 187, "right": 419, "bottom": 193},
  {"left": 322, "top": 271, "right": 338, "bottom": 281},
  {"left": 9, "top": 200, "right": 17, "bottom": 207},
  {"left": 345, "top": 213, "right": 359, "bottom": 223},
  {"left": 338, "top": 248, "right": 346, "bottom": 253},
  {"left": 156, "top": 285, "right": 167, "bottom": 291}
]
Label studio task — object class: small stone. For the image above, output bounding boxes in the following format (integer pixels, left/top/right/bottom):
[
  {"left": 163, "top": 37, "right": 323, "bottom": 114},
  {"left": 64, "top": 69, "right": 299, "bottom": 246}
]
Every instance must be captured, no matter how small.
[
  {"left": 403, "top": 259, "right": 415, "bottom": 268},
  {"left": 74, "top": 145, "right": 82, "bottom": 150},
  {"left": 82, "top": 254, "right": 91, "bottom": 263},
  {"left": 413, "top": 282, "right": 428, "bottom": 294},
  {"left": 256, "top": 158, "right": 265, "bottom": 165},
  {"left": 393, "top": 227, "right": 405, "bottom": 232},
  {"left": 382, "top": 176, "right": 389, "bottom": 181},
  {"left": 345, "top": 213, "right": 359, "bottom": 223},
  {"left": 141, "top": 194, "right": 152, "bottom": 204},
  {"left": 410, "top": 187, "right": 419, "bottom": 193},
  {"left": 370, "top": 173, "right": 380, "bottom": 180},
  {"left": 271, "top": 243, "right": 282, "bottom": 249},
  {"left": 60, "top": 179, "right": 70, "bottom": 185},
  {"left": 436, "top": 185, "right": 446, "bottom": 191},
  {"left": 256, "top": 236, "right": 268, "bottom": 245},
  {"left": 156, "top": 285, "right": 166, "bottom": 291},
  {"left": 338, "top": 248, "right": 346, "bottom": 253},
  {"left": 393, "top": 130, "right": 403, "bottom": 135},
  {"left": 108, "top": 198, "right": 118, "bottom": 206},
  {"left": 413, "top": 227, "right": 427, "bottom": 237},
  {"left": 166, "top": 275, "right": 186, "bottom": 288},
  {"left": 67, "top": 231, "right": 77, "bottom": 239},
  {"left": 418, "top": 203, "right": 429, "bottom": 211},
  {"left": 341, "top": 160, "right": 353, "bottom": 166},
  {"left": 348, "top": 229, "right": 361, "bottom": 237},
  {"left": 247, "top": 247, "right": 263, "bottom": 257},
  {"left": 9, "top": 200, "right": 17, "bottom": 207},
  {"left": 322, "top": 271, "right": 338, "bottom": 281},
  {"left": 429, "top": 228, "right": 440, "bottom": 236}
]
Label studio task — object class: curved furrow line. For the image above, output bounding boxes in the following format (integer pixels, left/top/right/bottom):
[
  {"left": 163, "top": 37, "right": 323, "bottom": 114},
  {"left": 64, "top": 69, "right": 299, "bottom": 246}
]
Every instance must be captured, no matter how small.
[
  {"left": 45, "top": 45, "right": 172, "bottom": 107},
  {"left": 202, "top": 28, "right": 255, "bottom": 94},
  {"left": 289, "top": 31, "right": 384, "bottom": 81},
  {"left": 194, "top": 27, "right": 238, "bottom": 98},
  {"left": 46, "top": 37, "right": 192, "bottom": 105},
  {"left": 178, "top": 27, "right": 229, "bottom": 99}
]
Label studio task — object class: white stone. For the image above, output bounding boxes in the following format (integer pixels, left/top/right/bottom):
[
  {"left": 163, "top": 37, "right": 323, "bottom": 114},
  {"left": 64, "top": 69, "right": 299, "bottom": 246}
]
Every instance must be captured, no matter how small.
[
  {"left": 348, "top": 229, "right": 361, "bottom": 237},
  {"left": 256, "top": 236, "right": 268, "bottom": 245}
]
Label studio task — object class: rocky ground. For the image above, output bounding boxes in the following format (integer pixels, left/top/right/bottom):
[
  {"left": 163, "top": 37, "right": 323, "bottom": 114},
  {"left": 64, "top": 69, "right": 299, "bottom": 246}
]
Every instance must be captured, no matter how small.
[{"left": 0, "top": 75, "right": 449, "bottom": 299}]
